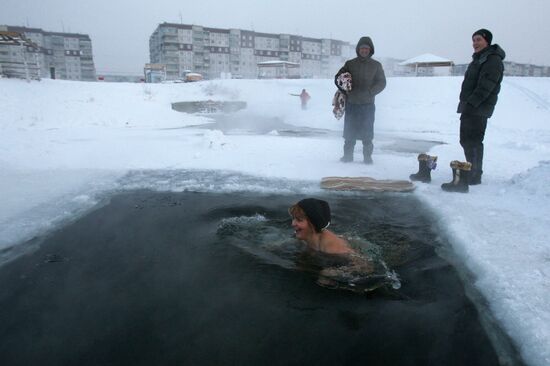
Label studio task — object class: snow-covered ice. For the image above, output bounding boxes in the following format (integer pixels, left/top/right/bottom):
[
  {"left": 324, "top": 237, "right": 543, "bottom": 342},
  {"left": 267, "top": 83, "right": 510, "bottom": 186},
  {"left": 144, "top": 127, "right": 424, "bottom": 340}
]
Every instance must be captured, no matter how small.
[{"left": 1, "top": 76, "right": 549, "bottom": 366}]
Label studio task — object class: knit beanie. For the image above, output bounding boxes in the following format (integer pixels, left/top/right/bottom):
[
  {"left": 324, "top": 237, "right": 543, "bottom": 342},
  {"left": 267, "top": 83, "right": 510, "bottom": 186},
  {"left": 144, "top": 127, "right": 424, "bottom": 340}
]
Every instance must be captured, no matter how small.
[
  {"left": 296, "top": 198, "right": 331, "bottom": 232},
  {"left": 472, "top": 29, "right": 493, "bottom": 45}
]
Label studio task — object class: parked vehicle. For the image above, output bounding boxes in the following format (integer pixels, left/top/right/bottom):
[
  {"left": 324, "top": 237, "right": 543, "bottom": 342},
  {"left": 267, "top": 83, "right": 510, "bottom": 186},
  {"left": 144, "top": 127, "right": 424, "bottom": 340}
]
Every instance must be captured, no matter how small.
[{"left": 185, "top": 72, "right": 203, "bottom": 82}]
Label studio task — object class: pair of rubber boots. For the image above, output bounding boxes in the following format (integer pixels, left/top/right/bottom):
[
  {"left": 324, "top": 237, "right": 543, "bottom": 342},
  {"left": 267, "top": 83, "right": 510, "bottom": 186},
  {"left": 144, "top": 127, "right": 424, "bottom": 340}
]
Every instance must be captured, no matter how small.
[
  {"left": 340, "top": 141, "right": 373, "bottom": 164},
  {"left": 410, "top": 154, "right": 471, "bottom": 193}
]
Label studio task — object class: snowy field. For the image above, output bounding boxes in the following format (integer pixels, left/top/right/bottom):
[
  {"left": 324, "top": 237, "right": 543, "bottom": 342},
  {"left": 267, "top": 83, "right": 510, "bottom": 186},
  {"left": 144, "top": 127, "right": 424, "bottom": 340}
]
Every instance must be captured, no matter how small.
[{"left": 1, "top": 76, "right": 549, "bottom": 365}]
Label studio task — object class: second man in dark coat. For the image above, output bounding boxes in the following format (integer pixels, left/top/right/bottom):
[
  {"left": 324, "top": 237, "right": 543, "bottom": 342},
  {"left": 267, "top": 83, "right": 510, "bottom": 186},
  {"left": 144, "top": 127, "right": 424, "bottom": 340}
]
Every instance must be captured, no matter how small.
[
  {"left": 335, "top": 37, "right": 386, "bottom": 164},
  {"left": 457, "top": 28, "right": 505, "bottom": 185}
]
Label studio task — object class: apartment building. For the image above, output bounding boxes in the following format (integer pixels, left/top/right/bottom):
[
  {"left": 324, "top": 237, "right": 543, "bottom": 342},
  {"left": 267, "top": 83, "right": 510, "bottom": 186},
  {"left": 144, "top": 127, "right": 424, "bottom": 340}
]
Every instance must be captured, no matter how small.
[
  {"left": 0, "top": 25, "right": 96, "bottom": 81},
  {"left": 502, "top": 61, "right": 550, "bottom": 77},
  {"left": 149, "top": 22, "right": 353, "bottom": 80},
  {"left": 451, "top": 61, "right": 550, "bottom": 77},
  {"left": 0, "top": 30, "right": 41, "bottom": 79}
]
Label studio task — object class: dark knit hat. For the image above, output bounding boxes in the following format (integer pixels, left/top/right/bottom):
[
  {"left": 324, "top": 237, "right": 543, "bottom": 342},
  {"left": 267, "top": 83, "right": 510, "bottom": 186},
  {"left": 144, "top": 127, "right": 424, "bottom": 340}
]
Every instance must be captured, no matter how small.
[
  {"left": 296, "top": 198, "right": 331, "bottom": 232},
  {"left": 472, "top": 29, "right": 493, "bottom": 45}
]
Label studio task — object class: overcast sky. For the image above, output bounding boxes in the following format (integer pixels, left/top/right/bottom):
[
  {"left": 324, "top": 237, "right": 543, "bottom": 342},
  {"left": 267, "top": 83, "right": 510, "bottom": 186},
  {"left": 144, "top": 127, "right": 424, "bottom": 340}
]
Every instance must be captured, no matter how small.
[{"left": 2, "top": 0, "right": 549, "bottom": 74}]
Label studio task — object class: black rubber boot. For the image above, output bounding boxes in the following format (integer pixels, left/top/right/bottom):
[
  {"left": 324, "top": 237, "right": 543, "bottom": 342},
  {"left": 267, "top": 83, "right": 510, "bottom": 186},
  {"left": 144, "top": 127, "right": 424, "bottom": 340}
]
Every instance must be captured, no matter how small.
[
  {"left": 340, "top": 140, "right": 355, "bottom": 163},
  {"left": 362, "top": 139, "right": 374, "bottom": 164},
  {"left": 441, "top": 160, "right": 471, "bottom": 193},
  {"left": 468, "top": 146, "right": 483, "bottom": 185},
  {"left": 410, "top": 153, "right": 437, "bottom": 183},
  {"left": 469, "top": 173, "right": 482, "bottom": 185}
]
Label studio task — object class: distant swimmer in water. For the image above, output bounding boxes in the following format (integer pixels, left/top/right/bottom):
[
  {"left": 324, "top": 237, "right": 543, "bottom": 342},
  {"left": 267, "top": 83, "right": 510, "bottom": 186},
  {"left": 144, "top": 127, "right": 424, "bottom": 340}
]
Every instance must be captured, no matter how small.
[{"left": 288, "top": 198, "right": 354, "bottom": 255}]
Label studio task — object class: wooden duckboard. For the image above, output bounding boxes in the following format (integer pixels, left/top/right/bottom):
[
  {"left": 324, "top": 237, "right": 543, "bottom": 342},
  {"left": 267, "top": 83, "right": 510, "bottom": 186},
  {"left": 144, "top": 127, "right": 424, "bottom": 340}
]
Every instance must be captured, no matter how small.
[{"left": 321, "top": 176, "right": 415, "bottom": 192}]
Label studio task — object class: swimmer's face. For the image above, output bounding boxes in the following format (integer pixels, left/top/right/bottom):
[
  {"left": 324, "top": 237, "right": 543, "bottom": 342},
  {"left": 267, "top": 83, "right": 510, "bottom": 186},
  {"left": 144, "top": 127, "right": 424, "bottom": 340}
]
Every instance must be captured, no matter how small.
[{"left": 291, "top": 214, "right": 314, "bottom": 240}]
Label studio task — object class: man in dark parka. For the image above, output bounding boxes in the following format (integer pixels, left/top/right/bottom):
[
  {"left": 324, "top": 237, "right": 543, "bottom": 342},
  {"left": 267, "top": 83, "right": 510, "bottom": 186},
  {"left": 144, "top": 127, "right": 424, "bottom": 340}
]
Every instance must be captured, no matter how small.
[
  {"left": 335, "top": 37, "right": 386, "bottom": 164},
  {"left": 457, "top": 29, "right": 505, "bottom": 185}
]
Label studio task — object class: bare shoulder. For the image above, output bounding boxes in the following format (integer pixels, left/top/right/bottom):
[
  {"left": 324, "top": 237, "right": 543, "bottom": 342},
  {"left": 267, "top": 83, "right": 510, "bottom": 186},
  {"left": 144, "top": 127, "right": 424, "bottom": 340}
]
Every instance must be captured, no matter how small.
[{"left": 320, "top": 231, "right": 355, "bottom": 254}]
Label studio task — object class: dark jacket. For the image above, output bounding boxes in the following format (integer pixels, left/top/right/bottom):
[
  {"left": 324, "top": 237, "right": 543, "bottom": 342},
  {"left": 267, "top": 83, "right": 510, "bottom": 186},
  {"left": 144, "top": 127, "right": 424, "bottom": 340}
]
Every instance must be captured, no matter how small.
[
  {"left": 335, "top": 37, "right": 386, "bottom": 105},
  {"left": 457, "top": 44, "right": 506, "bottom": 118}
]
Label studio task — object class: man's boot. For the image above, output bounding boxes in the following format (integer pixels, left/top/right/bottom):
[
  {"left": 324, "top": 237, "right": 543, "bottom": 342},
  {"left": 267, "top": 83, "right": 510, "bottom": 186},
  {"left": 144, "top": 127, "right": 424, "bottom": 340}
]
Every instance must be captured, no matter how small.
[
  {"left": 362, "top": 139, "right": 374, "bottom": 164},
  {"left": 441, "top": 160, "right": 471, "bottom": 193},
  {"left": 468, "top": 146, "right": 483, "bottom": 185},
  {"left": 340, "top": 140, "right": 355, "bottom": 162},
  {"left": 410, "top": 153, "right": 437, "bottom": 183}
]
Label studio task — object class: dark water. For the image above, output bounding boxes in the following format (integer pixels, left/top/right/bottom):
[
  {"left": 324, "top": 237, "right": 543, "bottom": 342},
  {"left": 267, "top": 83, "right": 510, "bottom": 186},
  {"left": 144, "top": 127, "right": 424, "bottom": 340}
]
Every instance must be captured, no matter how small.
[{"left": 0, "top": 191, "right": 521, "bottom": 366}]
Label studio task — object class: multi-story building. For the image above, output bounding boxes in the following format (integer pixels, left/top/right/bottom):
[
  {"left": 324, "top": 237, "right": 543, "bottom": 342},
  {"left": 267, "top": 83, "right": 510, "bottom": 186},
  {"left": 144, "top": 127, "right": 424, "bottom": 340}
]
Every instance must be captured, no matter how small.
[
  {"left": 149, "top": 22, "right": 353, "bottom": 80},
  {"left": 452, "top": 61, "right": 550, "bottom": 77},
  {"left": 502, "top": 61, "right": 550, "bottom": 77},
  {"left": 0, "top": 25, "right": 96, "bottom": 81},
  {"left": 0, "top": 30, "right": 41, "bottom": 79}
]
